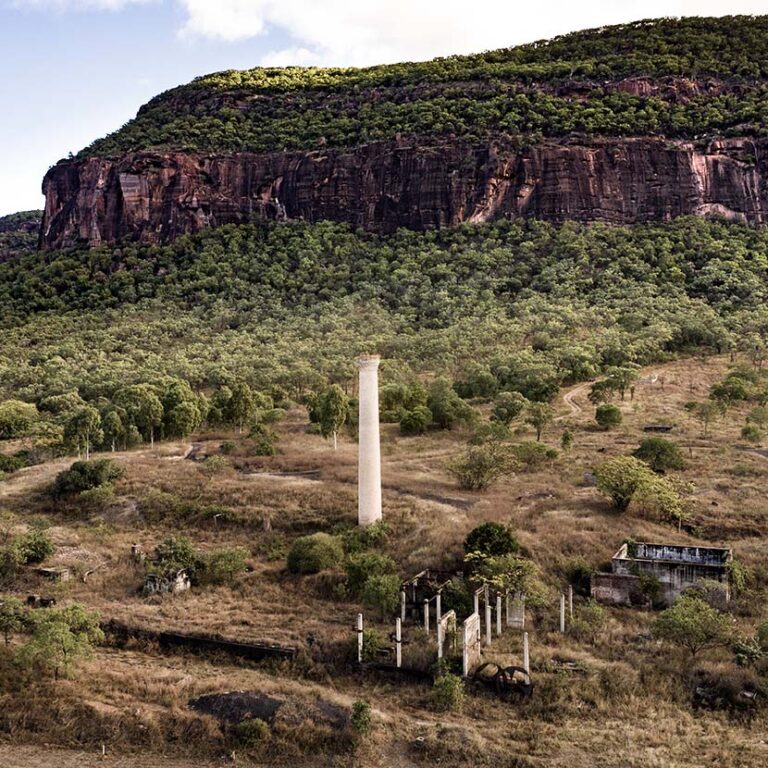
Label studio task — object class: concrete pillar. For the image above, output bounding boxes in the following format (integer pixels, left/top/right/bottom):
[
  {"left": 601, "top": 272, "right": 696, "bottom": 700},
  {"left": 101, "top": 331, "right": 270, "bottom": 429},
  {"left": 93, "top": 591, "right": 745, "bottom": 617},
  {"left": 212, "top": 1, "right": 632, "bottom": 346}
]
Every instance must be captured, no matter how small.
[
  {"left": 506, "top": 592, "right": 511, "bottom": 626},
  {"left": 357, "top": 613, "right": 364, "bottom": 663},
  {"left": 523, "top": 631, "right": 530, "bottom": 674},
  {"left": 485, "top": 601, "right": 492, "bottom": 646},
  {"left": 357, "top": 355, "right": 382, "bottom": 527},
  {"left": 473, "top": 590, "right": 480, "bottom": 617},
  {"left": 423, "top": 599, "right": 430, "bottom": 634},
  {"left": 436, "top": 592, "right": 442, "bottom": 627},
  {"left": 400, "top": 590, "right": 406, "bottom": 623},
  {"left": 559, "top": 593, "right": 566, "bottom": 633},
  {"left": 437, "top": 619, "right": 443, "bottom": 659},
  {"left": 395, "top": 617, "right": 402, "bottom": 668},
  {"left": 496, "top": 595, "right": 502, "bottom": 636},
  {"left": 568, "top": 585, "right": 574, "bottom": 621}
]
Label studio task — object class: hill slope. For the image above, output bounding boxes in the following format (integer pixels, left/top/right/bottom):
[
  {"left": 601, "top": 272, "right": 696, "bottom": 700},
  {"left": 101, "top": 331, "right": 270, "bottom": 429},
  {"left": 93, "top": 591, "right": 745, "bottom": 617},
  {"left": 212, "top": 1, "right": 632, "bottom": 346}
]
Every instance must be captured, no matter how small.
[{"left": 40, "top": 16, "right": 768, "bottom": 249}]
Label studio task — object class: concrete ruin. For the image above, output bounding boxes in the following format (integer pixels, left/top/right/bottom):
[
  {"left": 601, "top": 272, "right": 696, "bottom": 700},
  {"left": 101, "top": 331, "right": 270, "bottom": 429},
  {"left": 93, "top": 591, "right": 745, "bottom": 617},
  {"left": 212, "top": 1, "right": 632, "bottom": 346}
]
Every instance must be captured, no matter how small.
[
  {"left": 143, "top": 568, "right": 191, "bottom": 596},
  {"left": 357, "top": 355, "right": 382, "bottom": 527},
  {"left": 591, "top": 541, "right": 732, "bottom": 607}
]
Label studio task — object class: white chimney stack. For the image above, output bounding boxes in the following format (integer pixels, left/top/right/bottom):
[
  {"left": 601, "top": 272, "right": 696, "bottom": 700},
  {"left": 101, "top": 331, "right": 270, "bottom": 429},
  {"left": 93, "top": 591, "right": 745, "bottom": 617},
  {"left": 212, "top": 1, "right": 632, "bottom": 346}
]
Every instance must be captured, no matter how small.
[{"left": 357, "top": 355, "right": 382, "bottom": 527}]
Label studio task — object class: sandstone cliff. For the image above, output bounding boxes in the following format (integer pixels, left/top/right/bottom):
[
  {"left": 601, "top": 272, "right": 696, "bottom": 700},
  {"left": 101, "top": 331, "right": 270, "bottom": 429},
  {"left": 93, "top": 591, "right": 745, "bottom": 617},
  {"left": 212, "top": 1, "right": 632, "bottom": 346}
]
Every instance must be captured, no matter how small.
[{"left": 40, "top": 137, "right": 767, "bottom": 250}]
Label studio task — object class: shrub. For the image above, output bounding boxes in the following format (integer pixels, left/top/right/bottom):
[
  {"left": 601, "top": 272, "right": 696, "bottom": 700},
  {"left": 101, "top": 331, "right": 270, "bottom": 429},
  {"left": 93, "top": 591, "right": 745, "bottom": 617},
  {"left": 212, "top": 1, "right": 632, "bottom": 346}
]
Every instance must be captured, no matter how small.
[
  {"left": 200, "top": 547, "right": 248, "bottom": 585},
  {"left": 431, "top": 673, "right": 465, "bottom": 712},
  {"left": 631, "top": 475, "right": 686, "bottom": 525},
  {"left": 633, "top": 437, "right": 685, "bottom": 473},
  {"left": 571, "top": 600, "right": 606, "bottom": 642},
  {"left": 53, "top": 459, "right": 123, "bottom": 497},
  {"left": 152, "top": 536, "right": 204, "bottom": 579},
  {"left": 248, "top": 423, "right": 277, "bottom": 455},
  {"left": 78, "top": 483, "right": 115, "bottom": 508},
  {"left": 345, "top": 552, "right": 397, "bottom": 594},
  {"left": 464, "top": 522, "right": 519, "bottom": 558},
  {"left": 220, "top": 440, "right": 236, "bottom": 455},
  {"left": 287, "top": 533, "right": 343, "bottom": 575},
  {"left": 561, "top": 556, "right": 596, "bottom": 596},
  {"left": 202, "top": 455, "right": 230, "bottom": 475},
  {"left": 353, "top": 628, "right": 384, "bottom": 663},
  {"left": 361, "top": 573, "right": 401, "bottom": 620},
  {"left": 491, "top": 391, "right": 527, "bottom": 425},
  {"left": 0, "top": 454, "right": 27, "bottom": 474},
  {"left": 350, "top": 700, "right": 372, "bottom": 736},
  {"left": 448, "top": 442, "right": 514, "bottom": 490},
  {"left": 652, "top": 596, "right": 732, "bottom": 657},
  {"left": 14, "top": 530, "right": 54, "bottom": 564},
  {"left": 0, "top": 400, "right": 38, "bottom": 439},
  {"left": 399, "top": 406, "right": 432, "bottom": 435},
  {"left": 339, "top": 522, "right": 390, "bottom": 554},
  {"left": 427, "top": 379, "right": 476, "bottom": 430},
  {"left": 235, "top": 718, "right": 270, "bottom": 747},
  {"left": 741, "top": 424, "right": 762, "bottom": 443},
  {"left": 595, "top": 404, "right": 622, "bottom": 430},
  {"left": 595, "top": 456, "right": 654, "bottom": 512},
  {"left": 510, "top": 441, "right": 558, "bottom": 469}
]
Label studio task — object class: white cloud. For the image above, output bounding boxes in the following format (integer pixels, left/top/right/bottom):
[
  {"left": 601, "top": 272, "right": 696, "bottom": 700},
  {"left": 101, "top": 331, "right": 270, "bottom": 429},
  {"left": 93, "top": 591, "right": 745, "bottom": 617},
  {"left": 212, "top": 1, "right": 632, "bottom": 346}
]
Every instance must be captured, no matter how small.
[
  {"left": 173, "top": 0, "right": 768, "bottom": 66},
  {"left": 11, "top": 0, "right": 152, "bottom": 9}
]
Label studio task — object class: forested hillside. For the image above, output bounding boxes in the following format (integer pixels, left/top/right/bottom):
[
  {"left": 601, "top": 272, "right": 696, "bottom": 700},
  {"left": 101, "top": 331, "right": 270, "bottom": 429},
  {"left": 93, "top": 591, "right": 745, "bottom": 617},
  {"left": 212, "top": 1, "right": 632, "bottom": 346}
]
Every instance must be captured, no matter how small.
[
  {"left": 0, "top": 210, "right": 41, "bottom": 262},
  {"left": 81, "top": 16, "right": 768, "bottom": 157}
]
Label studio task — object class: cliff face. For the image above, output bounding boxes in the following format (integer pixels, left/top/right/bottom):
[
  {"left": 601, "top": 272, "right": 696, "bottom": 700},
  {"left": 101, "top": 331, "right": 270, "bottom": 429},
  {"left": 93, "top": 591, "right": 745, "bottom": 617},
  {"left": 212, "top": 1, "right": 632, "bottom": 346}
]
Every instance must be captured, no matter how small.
[{"left": 40, "top": 137, "right": 768, "bottom": 250}]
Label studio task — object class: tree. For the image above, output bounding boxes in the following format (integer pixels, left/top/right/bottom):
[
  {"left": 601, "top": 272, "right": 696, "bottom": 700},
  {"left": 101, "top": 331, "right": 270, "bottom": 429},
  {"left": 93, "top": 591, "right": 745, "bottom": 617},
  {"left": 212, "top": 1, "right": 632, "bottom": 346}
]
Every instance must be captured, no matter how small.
[
  {"left": 595, "top": 456, "right": 655, "bottom": 512},
  {"left": 225, "top": 381, "right": 256, "bottom": 433},
  {"left": 399, "top": 405, "right": 432, "bottom": 435},
  {"left": 588, "top": 380, "right": 614, "bottom": 405},
  {"left": 633, "top": 437, "right": 685, "bottom": 473},
  {"left": 20, "top": 604, "right": 104, "bottom": 679},
  {"left": 316, "top": 384, "right": 349, "bottom": 450},
  {"left": 525, "top": 402, "right": 555, "bottom": 441},
  {"left": 361, "top": 573, "right": 401, "bottom": 621},
  {"left": 162, "top": 379, "right": 204, "bottom": 438},
  {"left": 604, "top": 365, "right": 640, "bottom": 401},
  {"left": 287, "top": 533, "right": 344, "bottom": 574},
  {"left": 463, "top": 522, "right": 519, "bottom": 558},
  {"left": 448, "top": 442, "right": 515, "bottom": 491},
  {"left": 632, "top": 475, "right": 687, "bottom": 527},
  {"left": 116, "top": 384, "right": 163, "bottom": 447},
  {"left": 53, "top": 459, "right": 123, "bottom": 497},
  {"left": 561, "top": 430, "right": 574, "bottom": 453},
  {"left": 0, "top": 597, "right": 24, "bottom": 645},
  {"left": 595, "top": 404, "right": 622, "bottom": 430},
  {"left": 427, "top": 378, "right": 475, "bottom": 430},
  {"left": 652, "top": 596, "right": 732, "bottom": 657},
  {"left": 64, "top": 405, "right": 102, "bottom": 460},
  {"left": 0, "top": 400, "right": 38, "bottom": 439},
  {"left": 491, "top": 391, "right": 528, "bottom": 425},
  {"left": 101, "top": 407, "right": 126, "bottom": 452},
  {"left": 690, "top": 400, "right": 725, "bottom": 437}
]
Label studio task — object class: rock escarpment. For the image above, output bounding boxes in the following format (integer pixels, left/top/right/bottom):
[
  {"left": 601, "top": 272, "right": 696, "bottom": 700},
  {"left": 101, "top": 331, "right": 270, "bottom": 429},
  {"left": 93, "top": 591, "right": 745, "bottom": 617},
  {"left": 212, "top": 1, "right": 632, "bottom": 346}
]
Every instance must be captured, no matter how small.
[{"left": 40, "top": 137, "right": 767, "bottom": 250}]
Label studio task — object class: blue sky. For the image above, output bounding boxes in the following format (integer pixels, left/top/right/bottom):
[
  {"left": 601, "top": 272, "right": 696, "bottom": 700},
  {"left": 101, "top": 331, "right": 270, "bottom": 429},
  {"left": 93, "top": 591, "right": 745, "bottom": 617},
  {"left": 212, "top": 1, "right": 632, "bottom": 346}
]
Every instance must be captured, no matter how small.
[{"left": 2, "top": 0, "right": 767, "bottom": 216}]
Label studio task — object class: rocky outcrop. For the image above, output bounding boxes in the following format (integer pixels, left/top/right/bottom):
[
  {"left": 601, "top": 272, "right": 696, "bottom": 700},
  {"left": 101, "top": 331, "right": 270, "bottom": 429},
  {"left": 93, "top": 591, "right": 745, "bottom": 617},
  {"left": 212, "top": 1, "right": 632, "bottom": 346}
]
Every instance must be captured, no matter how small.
[{"left": 40, "top": 136, "right": 768, "bottom": 250}]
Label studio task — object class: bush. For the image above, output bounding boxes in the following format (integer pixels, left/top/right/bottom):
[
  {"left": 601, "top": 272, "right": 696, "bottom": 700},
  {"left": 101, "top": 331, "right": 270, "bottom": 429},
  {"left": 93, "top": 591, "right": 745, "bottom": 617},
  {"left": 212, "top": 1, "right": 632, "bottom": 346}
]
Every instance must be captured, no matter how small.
[
  {"left": 595, "top": 404, "right": 622, "bottom": 430},
  {"left": 200, "top": 547, "right": 248, "bottom": 585},
  {"left": 741, "top": 424, "right": 762, "bottom": 443},
  {"left": 448, "top": 442, "right": 514, "bottom": 490},
  {"left": 464, "top": 522, "right": 519, "bottom": 558},
  {"left": 248, "top": 423, "right": 277, "bottom": 455},
  {"left": 353, "top": 628, "right": 384, "bottom": 663},
  {"left": 152, "top": 536, "right": 204, "bottom": 579},
  {"left": 350, "top": 700, "right": 372, "bottom": 736},
  {"left": 287, "top": 533, "right": 344, "bottom": 575},
  {"left": 431, "top": 673, "right": 465, "bottom": 712},
  {"left": 361, "top": 573, "right": 401, "bottom": 620},
  {"left": 53, "top": 459, "right": 123, "bottom": 497},
  {"left": 14, "top": 530, "right": 54, "bottom": 564},
  {"left": 596, "top": 456, "right": 655, "bottom": 512},
  {"left": 491, "top": 391, "right": 527, "bottom": 425},
  {"left": 652, "top": 596, "right": 733, "bottom": 657},
  {"left": 0, "top": 454, "right": 27, "bottom": 474},
  {"left": 510, "top": 441, "right": 558, "bottom": 469},
  {"left": 633, "top": 437, "right": 686, "bottom": 472},
  {"left": 345, "top": 552, "right": 397, "bottom": 594},
  {"left": 399, "top": 406, "right": 432, "bottom": 435},
  {"left": 235, "top": 718, "right": 270, "bottom": 747},
  {"left": 571, "top": 600, "right": 606, "bottom": 642},
  {"left": 339, "top": 522, "right": 390, "bottom": 554}
]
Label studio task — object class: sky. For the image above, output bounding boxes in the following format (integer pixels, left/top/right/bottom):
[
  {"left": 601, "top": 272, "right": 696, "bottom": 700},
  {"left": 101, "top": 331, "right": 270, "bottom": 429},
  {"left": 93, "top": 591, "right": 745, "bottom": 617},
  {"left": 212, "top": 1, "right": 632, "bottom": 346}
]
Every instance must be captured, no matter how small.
[{"left": 1, "top": 1, "right": 768, "bottom": 216}]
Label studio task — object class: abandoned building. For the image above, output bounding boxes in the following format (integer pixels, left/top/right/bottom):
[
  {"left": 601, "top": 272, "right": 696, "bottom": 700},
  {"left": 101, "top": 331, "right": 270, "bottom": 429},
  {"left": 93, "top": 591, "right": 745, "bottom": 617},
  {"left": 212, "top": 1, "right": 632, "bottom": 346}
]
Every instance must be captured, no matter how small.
[
  {"left": 143, "top": 569, "right": 191, "bottom": 596},
  {"left": 591, "top": 541, "right": 732, "bottom": 607}
]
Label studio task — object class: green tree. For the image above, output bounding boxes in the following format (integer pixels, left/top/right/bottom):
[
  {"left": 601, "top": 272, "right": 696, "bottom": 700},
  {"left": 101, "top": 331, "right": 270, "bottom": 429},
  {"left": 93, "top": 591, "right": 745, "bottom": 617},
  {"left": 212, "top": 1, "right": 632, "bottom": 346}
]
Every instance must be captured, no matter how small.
[
  {"left": 0, "top": 597, "right": 24, "bottom": 645},
  {"left": 463, "top": 522, "right": 519, "bottom": 558},
  {"left": 399, "top": 405, "right": 432, "bottom": 435},
  {"left": 633, "top": 437, "right": 685, "bottom": 473},
  {"left": 525, "top": 401, "right": 555, "bottom": 441},
  {"left": 287, "top": 533, "right": 344, "bottom": 574},
  {"left": 0, "top": 400, "right": 38, "bottom": 439},
  {"left": 652, "top": 596, "right": 732, "bottom": 657},
  {"left": 101, "top": 407, "right": 126, "bottom": 452},
  {"left": 491, "top": 391, "right": 528, "bottom": 425},
  {"left": 116, "top": 384, "right": 163, "bottom": 447},
  {"left": 225, "top": 381, "right": 256, "bottom": 433},
  {"left": 604, "top": 365, "right": 640, "bottom": 401},
  {"left": 595, "top": 456, "right": 655, "bottom": 512},
  {"left": 561, "top": 430, "right": 574, "bottom": 453},
  {"left": 162, "top": 379, "right": 204, "bottom": 438},
  {"left": 595, "top": 403, "right": 622, "bottom": 430},
  {"left": 427, "top": 378, "right": 475, "bottom": 430},
  {"left": 448, "top": 442, "right": 515, "bottom": 490},
  {"left": 361, "top": 573, "right": 401, "bottom": 621},
  {"left": 20, "top": 604, "right": 104, "bottom": 679},
  {"left": 64, "top": 405, "right": 102, "bottom": 460},
  {"left": 317, "top": 384, "right": 350, "bottom": 449},
  {"left": 690, "top": 400, "right": 725, "bottom": 438},
  {"left": 632, "top": 475, "right": 687, "bottom": 527}
]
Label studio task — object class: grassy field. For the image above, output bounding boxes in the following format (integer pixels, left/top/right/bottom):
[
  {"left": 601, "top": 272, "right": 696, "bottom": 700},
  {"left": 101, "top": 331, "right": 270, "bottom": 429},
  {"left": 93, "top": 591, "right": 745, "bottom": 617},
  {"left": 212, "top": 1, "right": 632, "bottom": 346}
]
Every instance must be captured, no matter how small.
[{"left": 1, "top": 354, "right": 768, "bottom": 767}]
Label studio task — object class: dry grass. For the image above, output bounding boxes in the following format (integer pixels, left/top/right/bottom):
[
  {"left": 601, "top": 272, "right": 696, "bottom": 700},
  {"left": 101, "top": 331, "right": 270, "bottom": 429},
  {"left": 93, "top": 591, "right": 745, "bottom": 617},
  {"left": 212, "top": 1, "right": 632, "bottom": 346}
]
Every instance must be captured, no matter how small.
[{"left": 2, "top": 355, "right": 768, "bottom": 766}]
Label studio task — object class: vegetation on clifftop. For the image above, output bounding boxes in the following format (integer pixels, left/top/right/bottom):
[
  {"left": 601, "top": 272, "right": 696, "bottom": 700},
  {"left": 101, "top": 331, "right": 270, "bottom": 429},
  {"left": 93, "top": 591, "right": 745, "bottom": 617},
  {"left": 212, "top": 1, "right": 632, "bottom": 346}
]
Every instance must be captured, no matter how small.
[{"left": 77, "top": 17, "right": 768, "bottom": 158}]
